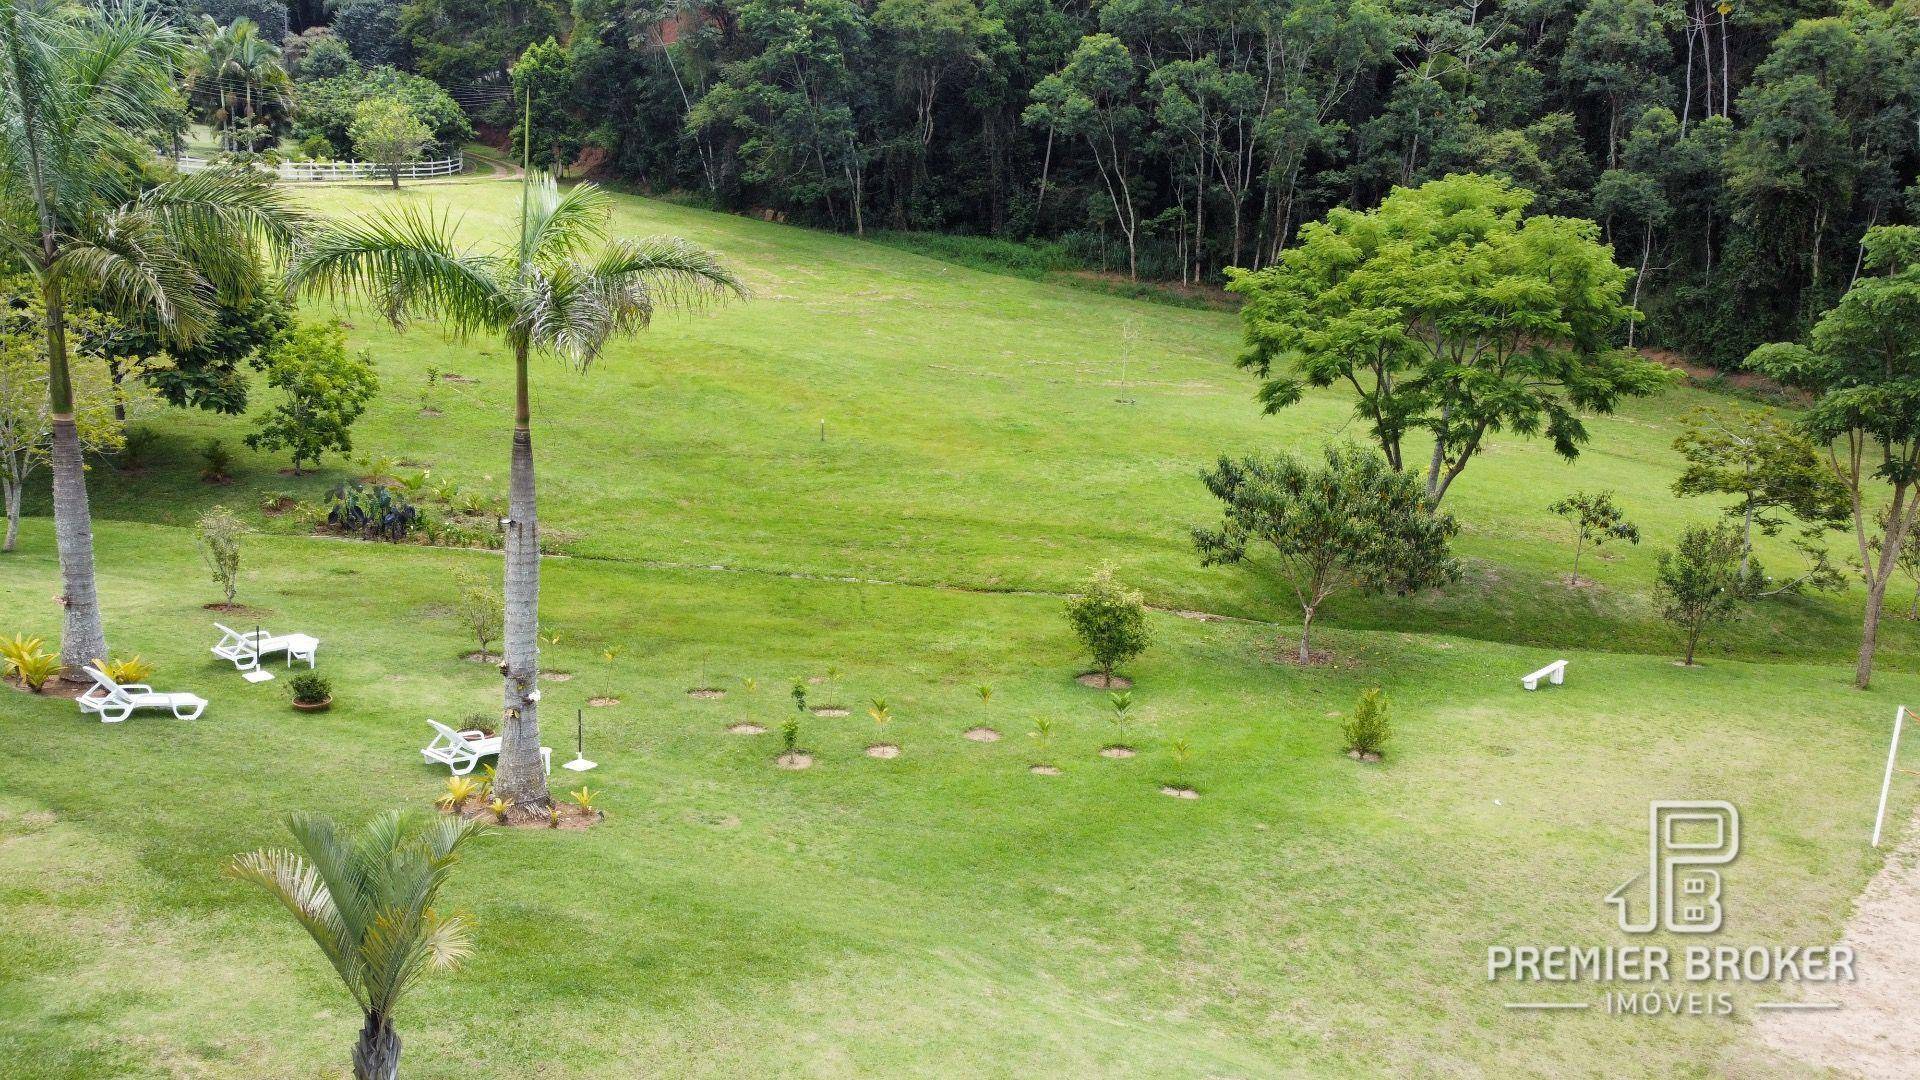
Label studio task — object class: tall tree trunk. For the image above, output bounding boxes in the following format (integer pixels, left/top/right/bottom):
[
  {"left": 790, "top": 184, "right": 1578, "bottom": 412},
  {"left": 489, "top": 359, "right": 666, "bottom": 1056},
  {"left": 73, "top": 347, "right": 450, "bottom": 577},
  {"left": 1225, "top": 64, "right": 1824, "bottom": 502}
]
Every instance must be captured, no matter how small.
[
  {"left": 43, "top": 276, "right": 108, "bottom": 676},
  {"left": 3, "top": 477, "right": 19, "bottom": 553},
  {"left": 1684, "top": 624, "right": 1700, "bottom": 666},
  {"left": 351, "top": 1012, "right": 400, "bottom": 1080},
  {"left": 497, "top": 343, "right": 549, "bottom": 808},
  {"left": 1857, "top": 488, "right": 1911, "bottom": 690}
]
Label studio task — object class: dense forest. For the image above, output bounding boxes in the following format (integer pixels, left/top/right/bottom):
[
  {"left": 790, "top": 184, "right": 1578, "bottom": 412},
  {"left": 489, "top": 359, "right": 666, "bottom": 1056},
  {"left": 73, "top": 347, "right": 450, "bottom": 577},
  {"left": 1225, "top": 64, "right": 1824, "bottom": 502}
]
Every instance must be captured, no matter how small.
[{"left": 164, "top": 0, "right": 1917, "bottom": 366}]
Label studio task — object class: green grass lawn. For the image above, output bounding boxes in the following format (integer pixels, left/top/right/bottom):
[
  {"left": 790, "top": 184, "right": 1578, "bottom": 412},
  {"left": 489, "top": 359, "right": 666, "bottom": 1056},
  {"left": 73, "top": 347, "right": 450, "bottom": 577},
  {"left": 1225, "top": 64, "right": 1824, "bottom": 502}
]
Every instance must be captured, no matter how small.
[{"left": 2, "top": 175, "right": 1916, "bottom": 1077}]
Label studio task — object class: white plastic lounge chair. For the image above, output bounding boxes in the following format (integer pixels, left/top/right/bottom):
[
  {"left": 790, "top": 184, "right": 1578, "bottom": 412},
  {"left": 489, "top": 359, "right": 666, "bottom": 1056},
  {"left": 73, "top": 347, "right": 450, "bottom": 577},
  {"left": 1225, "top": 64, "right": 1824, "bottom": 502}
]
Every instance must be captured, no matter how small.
[
  {"left": 77, "top": 666, "right": 208, "bottom": 724},
  {"left": 211, "top": 623, "right": 320, "bottom": 671},
  {"left": 421, "top": 719, "right": 551, "bottom": 776}
]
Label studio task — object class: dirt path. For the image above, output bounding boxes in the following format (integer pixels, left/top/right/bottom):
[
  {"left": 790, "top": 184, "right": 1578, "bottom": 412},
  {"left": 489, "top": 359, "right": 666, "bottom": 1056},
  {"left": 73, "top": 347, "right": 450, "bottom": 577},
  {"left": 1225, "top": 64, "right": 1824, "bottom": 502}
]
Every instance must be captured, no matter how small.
[{"left": 1751, "top": 805, "right": 1920, "bottom": 1077}]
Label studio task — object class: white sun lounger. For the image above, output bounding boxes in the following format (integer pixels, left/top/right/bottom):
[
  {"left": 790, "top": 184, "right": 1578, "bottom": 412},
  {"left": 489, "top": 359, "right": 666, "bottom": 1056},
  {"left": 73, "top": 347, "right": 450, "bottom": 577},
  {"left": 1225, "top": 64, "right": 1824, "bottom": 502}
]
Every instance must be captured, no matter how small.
[
  {"left": 421, "top": 719, "right": 551, "bottom": 776},
  {"left": 77, "top": 665, "right": 208, "bottom": 724},
  {"left": 212, "top": 623, "right": 319, "bottom": 672}
]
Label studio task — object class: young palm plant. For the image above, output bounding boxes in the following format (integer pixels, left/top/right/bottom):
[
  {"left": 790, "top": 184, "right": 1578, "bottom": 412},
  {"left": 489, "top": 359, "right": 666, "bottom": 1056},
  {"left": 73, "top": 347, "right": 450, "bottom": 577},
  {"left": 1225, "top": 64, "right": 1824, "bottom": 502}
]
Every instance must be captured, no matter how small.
[
  {"left": 287, "top": 169, "right": 743, "bottom": 809},
  {"left": 228, "top": 810, "right": 484, "bottom": 1080},
  {"left": 0, "top": 0, "right": 302, "bottom": 674}
]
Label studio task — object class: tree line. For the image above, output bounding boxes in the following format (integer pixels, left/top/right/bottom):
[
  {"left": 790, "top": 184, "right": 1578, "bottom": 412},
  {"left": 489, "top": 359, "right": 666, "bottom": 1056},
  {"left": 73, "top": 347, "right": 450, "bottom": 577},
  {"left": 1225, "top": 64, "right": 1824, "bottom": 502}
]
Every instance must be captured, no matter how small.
[{"left": 205, "top": 0, "right": 1920, "bottom": 369}]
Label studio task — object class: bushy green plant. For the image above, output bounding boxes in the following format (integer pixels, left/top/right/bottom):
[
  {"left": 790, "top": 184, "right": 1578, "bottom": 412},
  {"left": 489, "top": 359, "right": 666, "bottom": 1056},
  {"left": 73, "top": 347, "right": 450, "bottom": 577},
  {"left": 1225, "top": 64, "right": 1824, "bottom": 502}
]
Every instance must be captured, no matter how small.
[
  {"left": 790, "top": 679, "right": 807, "bottom": 714},
  {"left": 1342, "top": 689, "right": 1391, "bottom": 759},
  {"left": 11, "top": 648, "right": 59, "bottom": 691},
  {"left": 98, "top": 655, "right": 153, "bottom": 684},
  {"left": 1065, "top": 564, "right": 1151, "bottom": 687},
  {"left": 326, "top": 481, "right": 422, "bottom": 542},
  {"left": 0, "top": 632, "right": 44, "bottom": 677},
  {"left": 289, "top": 671, "right": 332, "bottom": 705},
  {"left": 454, "top": 571, "right": 503, "bottom": 658},
  {"left": 246, "top": 321, "right": 379, "bottom": 474},
  {"left": 780, "top": 718, "right": 801, "bottom": 756},
  {"left": 1655, "top": 523, "right": 1745, "bottom": 665},
  {"left": 1549, "top": 490, "right": 1640, "bottom": 577},
  {"left": 200, "top": 437, "right": 234, "bottom": 482},
  {"left": 437, "top": 775, "right": 481, "bottom": 811}
]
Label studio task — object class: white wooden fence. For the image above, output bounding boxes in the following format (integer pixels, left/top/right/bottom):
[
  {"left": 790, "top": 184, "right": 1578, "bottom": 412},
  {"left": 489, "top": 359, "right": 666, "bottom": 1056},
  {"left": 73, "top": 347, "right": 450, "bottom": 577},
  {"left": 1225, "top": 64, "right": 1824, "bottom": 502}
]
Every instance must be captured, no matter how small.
[{"left": 171, "top": 153, "right": 464, "bottom": 181}]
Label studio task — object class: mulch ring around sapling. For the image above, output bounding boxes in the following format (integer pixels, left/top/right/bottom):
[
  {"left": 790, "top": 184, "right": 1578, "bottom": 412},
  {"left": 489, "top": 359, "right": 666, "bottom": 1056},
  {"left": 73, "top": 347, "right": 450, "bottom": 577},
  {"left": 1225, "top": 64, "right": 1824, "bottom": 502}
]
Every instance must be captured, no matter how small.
[
  {"left": 776, "top": 752, "right": 814, "bottom": 770},
  {"left": 1099, "top": 745, "right": 1136, "bottom": 759},
  {"left": 587, "top": 696, "right": 620, "bottom": 707},
  {"left": 865, "top": 743, "right": 900, "bottom": 759},
  {"left": 1345, "top": 749, "right": 1383, "bottom": 763},
  {"left": 464, "top": 651, "right": 502, "bottom": 664},
  {"left": 726, "top": 723, "right": 767, "bottom": 735},
  {"left": 963, "top": 727, "right": 1001, "bottom": 742},
  {"left": 1075, "top": 672, "right": 1132, "bottom": 690},
  {"left": 810, "top": 705, "right": 849, "bottom": 717},
  {"left": 540, "top": 671, "right": 574, "bottom": 682},
  {"left": 687, "top": 687, "right": 727, "bottom": 700},
  {"left": 1029, "top": 764, "right": 1062, "bottom": 776},
  {"left": 3, "top": 675, "right": 86, "bottom": 700},
  {"left": 1159, "top": 785, "right": 1200, "bottom": 800}
]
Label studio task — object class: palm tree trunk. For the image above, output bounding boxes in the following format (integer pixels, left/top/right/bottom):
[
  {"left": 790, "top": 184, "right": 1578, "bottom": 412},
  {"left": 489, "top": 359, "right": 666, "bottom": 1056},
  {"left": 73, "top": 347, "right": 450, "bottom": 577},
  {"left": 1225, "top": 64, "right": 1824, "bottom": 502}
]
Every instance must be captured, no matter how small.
[
  {"left": 351, "top": 1012, "right": 400, "bottom": 1080},
  {"left": 497, "top": 342, "right": 549, "bottom": 809},
  {"left": 42, "top": 275, "right": 108, "bottom": 675}
]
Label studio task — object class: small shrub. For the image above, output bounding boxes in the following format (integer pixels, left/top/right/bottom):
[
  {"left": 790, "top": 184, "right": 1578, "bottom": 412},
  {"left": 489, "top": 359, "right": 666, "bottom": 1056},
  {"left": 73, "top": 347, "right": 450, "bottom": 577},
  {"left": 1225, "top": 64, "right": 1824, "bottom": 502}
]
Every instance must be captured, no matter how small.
[
  {"left": 288, "top": 671, "right": 332, "bottom": 705},
  {"left": 868, "top": 697, "right": 891, "bottom": 727},
  {"left": 197, "top": 506, "right": 248, "bottom": 605},
  {"left": 1342, "top": 689, "right": 1391, "bottom": 759},
  {"left": 790, "top": 680, "right": 807, "bottom": 714},
  {"left": 12, "top": 648, "right": 60, "bottom": 691},
  {"left": 568, "top": 786, "right": 598, "bottom": 812},
  {"left": 1066, "top": 565, "right": 1151, "bottom": 685},
  {"left": 436, "top": 776, "right": 481, "bottom": 811},
  {"left": 780, "top": 717, "right": 801, "bottom": 756},
  {"left": 454, "top": 571, "right": 502, "bottom": 658},
  {"left": 1108, "top": 691, "right": 1133, "bottom": 730},
  {"left": 0, "top": 633, "right": 45, "bottom": 677},
  {"left": 548, "top": 804, "right": 562, "bottom": 828},
  {"left": 1549, "top": 491, "right": 1639, "bottom": 577},
  {"left": 99, "top": 655, "right": 153, "bottom": 684},
  {"left": 199, "top": 438, "right": 233, "bottom": 482},
  {"left": 119, "top": 425, "right": 160, "bottom": 470},
  {"left": 1029, "top": 716, "right": 1054, "bottom": 748},
  {"left": 976, "top": 683, "right": 992, "bottom": 705},
  {"left": 326, "top": 481, "right": 422, "bottom": 542},
  {"left": 488, "top": 796, "right": 512, "bottom": 823}
]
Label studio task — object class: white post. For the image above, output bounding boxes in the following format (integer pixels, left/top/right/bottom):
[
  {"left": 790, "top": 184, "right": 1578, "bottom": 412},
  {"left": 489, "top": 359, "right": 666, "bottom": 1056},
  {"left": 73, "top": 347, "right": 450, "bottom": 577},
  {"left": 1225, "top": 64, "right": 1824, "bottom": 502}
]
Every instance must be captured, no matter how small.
[{"left": 1872, "top": 705, "right": 1907, "bottom": 847}]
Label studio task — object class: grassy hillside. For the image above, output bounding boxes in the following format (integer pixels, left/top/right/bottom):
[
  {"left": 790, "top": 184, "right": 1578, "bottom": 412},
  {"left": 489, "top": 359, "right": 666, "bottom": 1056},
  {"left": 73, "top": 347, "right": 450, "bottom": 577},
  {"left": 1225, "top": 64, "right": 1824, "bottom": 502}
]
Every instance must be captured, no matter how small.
[
  {"left": 2, "top": 175, "right": 1914, "bottom": 1078},
  {"left": 58, "top": 176, "right": 1913, "bottom": 669}
]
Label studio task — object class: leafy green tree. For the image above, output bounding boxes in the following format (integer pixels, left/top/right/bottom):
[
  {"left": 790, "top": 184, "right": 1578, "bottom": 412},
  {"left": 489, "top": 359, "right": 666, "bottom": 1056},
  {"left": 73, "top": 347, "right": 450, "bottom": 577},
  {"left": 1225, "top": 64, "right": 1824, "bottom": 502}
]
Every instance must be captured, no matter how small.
[
  {"left": 196, "top": 504, "right": 247, "bottom": 605},
  {"left": 292, "top": 64, "right": 474, "bottom": 156},
  {"left": 509, "top": 37, "right": 582, "bottom": 177},
  {"left": 0, "top": 0, "right": 300, "bottom": 673},
  {"left": 873, "top": 0, "right": 992, "bottom": 221},
  {"left": 1063, "top": 563, "right": 1150, "bottom": 688},
  {"left": 121, "top": 286, "right": 294, "bottom": 416},
  {"left": 1025, "top": 34, "right": 1145, "bottom": 278},
  {"left": 229, "top": 811, "right": 483, "bottom": 1080},
  {"left": 246, "top": 321, "right": 379, "bottom": 474},
  {"left": 1549, "top": 490, "right": 1639, "bottom": 578},
  {"left": 1560, "top": 0, "right": 1679, "bottom": 169},
  {"left": 287, "top": 171, "right": 742, "bottom": 810},
  {"left": 1192, "top": 444, "right": 1458, "bottom": 663},
  {"left": 1748, "top": 225, "right": 1920, "bottom": 690},
  {"left": 350, "top": 97, "right": 434, "bottom": 189},
  {"left": 689, "top": 0, "right": 874, "bottom": 233},
  {"left": 1655, "top": 522, "right": 1745, "bottom": 666},
  {"left": 1670, "top": 405, "right": 1848, "bottom": 577},
  {"left": 330, "top": 0, "right": 407, "bottom": 68},
  {"left": 1227, "top": 175, "right": 1671, "bottom": 504}
]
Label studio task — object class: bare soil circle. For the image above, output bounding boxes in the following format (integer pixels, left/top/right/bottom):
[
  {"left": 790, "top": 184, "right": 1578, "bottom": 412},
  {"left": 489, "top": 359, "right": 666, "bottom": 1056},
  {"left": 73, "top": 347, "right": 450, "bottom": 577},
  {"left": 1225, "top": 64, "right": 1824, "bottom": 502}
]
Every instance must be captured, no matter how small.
[
  {"left": 963, "top": 727, "right": 1001, "bottom": 742},
  {"left": 865, "top": 744, "right": 900, "bottom": 759},
  {"left": 1076, "top": 672, "right": 1133, "bottom": 690}
]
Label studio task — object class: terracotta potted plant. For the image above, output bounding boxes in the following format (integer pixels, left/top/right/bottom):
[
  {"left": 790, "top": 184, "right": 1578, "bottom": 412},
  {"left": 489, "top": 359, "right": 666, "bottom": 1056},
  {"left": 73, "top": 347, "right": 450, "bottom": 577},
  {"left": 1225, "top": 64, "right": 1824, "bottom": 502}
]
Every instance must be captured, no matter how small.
[{"left": 289, "top": 671, "right": 333, "bottom": 712}]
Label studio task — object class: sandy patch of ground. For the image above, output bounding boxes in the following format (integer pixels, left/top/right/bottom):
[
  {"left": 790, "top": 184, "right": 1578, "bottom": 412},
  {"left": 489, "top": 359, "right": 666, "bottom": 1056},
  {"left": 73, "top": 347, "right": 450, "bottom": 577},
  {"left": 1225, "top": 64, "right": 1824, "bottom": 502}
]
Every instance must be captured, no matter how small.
[{"left": 1752, "top": 806, "right": 1920, "bottom": 1078}]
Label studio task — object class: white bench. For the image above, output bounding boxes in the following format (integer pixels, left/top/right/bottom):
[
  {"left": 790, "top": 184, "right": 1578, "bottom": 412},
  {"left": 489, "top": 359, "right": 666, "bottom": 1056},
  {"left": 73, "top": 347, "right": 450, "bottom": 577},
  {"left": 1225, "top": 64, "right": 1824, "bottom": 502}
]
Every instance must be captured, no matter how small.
[{"left": 1522, "top": 660, "right": 1568, "bottom": 691}]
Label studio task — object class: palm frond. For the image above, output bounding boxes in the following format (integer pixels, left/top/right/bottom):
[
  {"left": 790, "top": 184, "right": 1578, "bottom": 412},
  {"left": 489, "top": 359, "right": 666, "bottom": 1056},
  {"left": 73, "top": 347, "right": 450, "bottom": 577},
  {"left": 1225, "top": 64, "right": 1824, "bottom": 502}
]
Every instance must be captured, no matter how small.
[
  {"left": 227, "top": 847, "right": 366, "bottom": 1009},
  {"left": 520, "top": 174, "right": 609, "bottom": 265},
  {"left": 53, "top": 210, "right": 215, "bottom": 342},
  {"left": 587, "top": 236, "right": 748, "bottom": 313},
  {"left": 288, "top": 204, "right": 510, "bottom": 334},
  {"left": 138, "top": 164, "right": 307, "bottom": 270}
]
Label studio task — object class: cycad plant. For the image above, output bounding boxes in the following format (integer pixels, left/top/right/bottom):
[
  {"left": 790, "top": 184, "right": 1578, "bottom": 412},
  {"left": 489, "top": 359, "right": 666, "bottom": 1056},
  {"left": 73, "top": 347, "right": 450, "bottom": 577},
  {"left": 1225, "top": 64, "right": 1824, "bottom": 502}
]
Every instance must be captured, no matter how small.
[
  {"left": 228, "top": 811, "right": 484, "bottom": 1080},
  {"left": 0, "top": 0, "right": 300, "bottom": 673},
  {"left": 287, "top": 139, "right": 743, "bottom": 810}
]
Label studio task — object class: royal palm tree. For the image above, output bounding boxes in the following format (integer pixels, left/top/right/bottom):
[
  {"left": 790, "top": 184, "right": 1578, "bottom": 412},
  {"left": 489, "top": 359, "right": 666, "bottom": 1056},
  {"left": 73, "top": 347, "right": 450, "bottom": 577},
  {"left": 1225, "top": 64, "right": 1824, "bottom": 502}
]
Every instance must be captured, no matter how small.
[
  {"left": 187, "top": 15, "right": 292, "bottom": 152},
  {"left": 0, "top": 0, "right": 301, "bottom": 673},
  {"left": 287, "top": 168, "right": 744, "bottom": 811},
  {"left": 230, "top": 810, "right": 483, "bottom": 1080}
]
